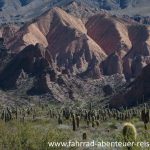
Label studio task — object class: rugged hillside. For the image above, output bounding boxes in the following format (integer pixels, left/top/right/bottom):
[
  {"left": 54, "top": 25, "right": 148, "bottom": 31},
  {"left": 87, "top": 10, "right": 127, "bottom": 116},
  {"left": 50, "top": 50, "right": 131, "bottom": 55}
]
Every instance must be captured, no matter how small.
[
  {"left": 4, "top": 7, "right": 150, "bottom": 80},
  {"left": 85, "top": 12, "right": 150, "bottom": 79},
  {"left": 110, "top": 64, "right": 150, "bottom": 108},
  {"left": 7, "top": 7, "right": 107, "bottom": 78},
  {"left": 0, "top": 1, "right": 150, "bottom": 107},
  {"left": 0, "top": 37, "right": 126, "bottom": 103}
]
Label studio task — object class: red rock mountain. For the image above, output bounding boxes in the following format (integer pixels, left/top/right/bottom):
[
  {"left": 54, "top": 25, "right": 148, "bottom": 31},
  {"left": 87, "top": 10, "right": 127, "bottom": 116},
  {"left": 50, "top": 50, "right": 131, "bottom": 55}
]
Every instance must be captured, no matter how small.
[
  {"left": 2, "top": 7, "right": 150, "bottom": 80},
  {"left": 7, "top": 7, "right": 106, "bottom": 78},
  {"left": 86, "top": 13, "right": 132, "bottom": 55},
  {"left": 86, "top": 13, "right": 150, "bottom": 79}
]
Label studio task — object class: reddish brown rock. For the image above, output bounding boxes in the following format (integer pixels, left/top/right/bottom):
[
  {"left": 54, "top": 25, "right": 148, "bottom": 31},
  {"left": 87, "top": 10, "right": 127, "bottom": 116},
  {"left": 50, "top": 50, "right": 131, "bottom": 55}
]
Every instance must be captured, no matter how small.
[
  {"left": 86, "top": 13, "right": 132, "bottom": 55},
  {"left": 102, "top": 51, "right": 123, "bottom": 75}
]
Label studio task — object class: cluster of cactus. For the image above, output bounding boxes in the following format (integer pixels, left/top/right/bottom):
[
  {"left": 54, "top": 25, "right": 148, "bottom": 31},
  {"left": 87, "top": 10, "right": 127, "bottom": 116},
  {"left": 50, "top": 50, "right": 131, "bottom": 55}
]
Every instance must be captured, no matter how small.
[
  {"left": 52, "top": 105, "right": 144, "bottom": 130},
  {"left": 48, "top": 109, "right": 57, "bottom": 118},
  {"left": 62, "top": 108, "right": 71, "bottom": 120},
  {"left": 1, "top": 107, "right": 12, "bottom": 122},
  {"left": 1, "top": 102, "right": 149, "bottom": 134}
]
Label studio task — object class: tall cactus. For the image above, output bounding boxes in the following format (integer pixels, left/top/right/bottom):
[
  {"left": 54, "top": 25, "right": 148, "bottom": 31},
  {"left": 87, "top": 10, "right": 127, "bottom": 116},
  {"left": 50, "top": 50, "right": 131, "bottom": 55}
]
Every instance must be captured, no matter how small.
[
  {"left": 72, "top": 114, "right": 76, "bottom": 131},
  {"left": 92, "top": 116, "right": 95, "bottom": 128},
  {"left": 76, "top": 116, "right": 80, "bottom": 128},
  {"left": 58, "top": 114, "right": 63, "bottom": 125},
  {"left": 141, "top": 106, "right": 149, "bottom": 130},
  {"left": 82, "top": 132, "right": 87, "bottom": 140}
]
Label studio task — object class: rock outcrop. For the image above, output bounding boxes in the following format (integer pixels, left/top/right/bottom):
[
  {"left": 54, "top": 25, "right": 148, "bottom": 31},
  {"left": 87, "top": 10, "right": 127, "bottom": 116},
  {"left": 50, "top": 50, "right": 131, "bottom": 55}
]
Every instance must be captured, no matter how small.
[
  {"left": 102, "top": 51, "right": 123, "bottom": 75},
  {"left": 0, "top": 44, "right": 53, "bottom": 92}
]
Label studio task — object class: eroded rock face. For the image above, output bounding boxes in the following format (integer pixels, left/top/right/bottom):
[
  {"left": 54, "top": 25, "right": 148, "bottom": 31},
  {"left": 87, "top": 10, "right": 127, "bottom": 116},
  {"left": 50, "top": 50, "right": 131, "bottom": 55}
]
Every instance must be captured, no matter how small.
[
  {"left": 110, "top": 64, "right": 150, "bottom": 108},
  {"left": 123, "top": 25, "right": 150, "bottom": 79},
  {"left": 102, "top": 51, "right": 123, "bottom": 75},
  {"left": 86, "top": 14, "right": 150, "bottom": 79},
  {"left": 86, "top": 13, "right": 132, "bottom": 55}
]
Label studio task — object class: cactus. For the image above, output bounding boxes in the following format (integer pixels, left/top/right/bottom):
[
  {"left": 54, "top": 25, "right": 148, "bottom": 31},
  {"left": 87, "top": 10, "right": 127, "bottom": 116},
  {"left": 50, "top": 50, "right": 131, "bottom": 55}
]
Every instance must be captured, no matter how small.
[
  {"left": 48, "top": 109, "right": 52, "bottom": 118},
  {"left": 141, "top": 106, "right": 149, "bottom": 130},
  {"left": 32, "top": 112, "right": 36, "bottom": 121},
  {"left": 32, "top": 108, "right": 36, "bottom": 121},
  {"left": 58, "top": 114, "right": 63, "bottom": 124},
  {"left": 22, "top": 111, "right": 25, "bottom": 123},
  {"left": 89, "top": 103, "right": 92, "bottom": 111},
  {"left": 92, "top": 116, "right": 95, "bottom": 122},
  {"left": 76, "top": 116, "right": 80, "bottom": 128},
  {"left": 12, "top": 107, "right": 18, "bottom": 119},
  {"left": 122, "top": 122, "right": 137, "bottom": 150},
  {"left": 87, "top": 120, "right": 90, "bottom": 127},
  {"left": 15, "top": 107, "right": 18, "bottom": 119},
  {"left": 87, "top": 111, "right": 91, "bottom": 121},
  {"left": 1, "top": 107, "right": 12, "bottom": 122},
  {"left": 27, "top": 107, "right": 31, "bottom": 115},
  {"left": 82, "top": 132, "right": 87, "bottom": 140},
  {"left": 63, "top": 108, "right": 70, "bottom": 120},
  {"left": 91, "top": 116, "right": 95, "bottom": 128},
  {"left": 84, "top": 111, "right": 88, "bottom": 121},
  {"left": 95, "top": 120, "right": 100, "bottom": 127},
  {"left": 92, "top": 121, "right": 95, "bottom": 128},
  {"left": 72, "top": 114, "right": 76, "bottom": 131}
]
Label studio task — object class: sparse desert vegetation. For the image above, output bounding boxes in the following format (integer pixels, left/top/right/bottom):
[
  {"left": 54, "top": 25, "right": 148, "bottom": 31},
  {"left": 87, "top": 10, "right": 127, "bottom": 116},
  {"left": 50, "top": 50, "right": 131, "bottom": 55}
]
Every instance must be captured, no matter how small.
[{"left": 0, "top": 102, "right": 150, "bottom": 150}]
